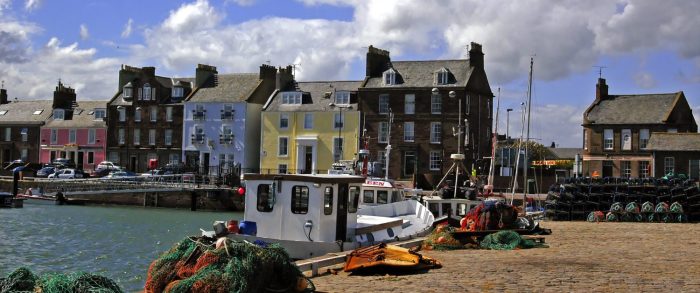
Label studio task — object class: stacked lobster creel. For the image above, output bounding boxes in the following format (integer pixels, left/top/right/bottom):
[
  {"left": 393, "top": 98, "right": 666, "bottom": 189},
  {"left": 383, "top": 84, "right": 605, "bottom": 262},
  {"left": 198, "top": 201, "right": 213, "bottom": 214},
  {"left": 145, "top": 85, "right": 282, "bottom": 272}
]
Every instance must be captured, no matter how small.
[{"left": 587, "top": 201, "right": 685, "bottom": 223}]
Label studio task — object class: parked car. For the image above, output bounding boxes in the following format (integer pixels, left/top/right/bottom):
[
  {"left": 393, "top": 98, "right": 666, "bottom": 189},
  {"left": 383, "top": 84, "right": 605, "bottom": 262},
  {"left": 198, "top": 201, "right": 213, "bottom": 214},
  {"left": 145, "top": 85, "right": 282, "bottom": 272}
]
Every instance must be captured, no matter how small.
[
  {"left": 51, "top": 158, "right": 76, "bottom": 169},
  {"left": 36, "top": 166, "right": 57, "bottom": 178},
  {"left": 48, "top": 168, "right": 85, "bottom": 179},
  {"left": 96, "top": 161, "right": 122, "bottom": 171},
  {"left": 102, "top": 170, "right": 140, "bottom": 181}
]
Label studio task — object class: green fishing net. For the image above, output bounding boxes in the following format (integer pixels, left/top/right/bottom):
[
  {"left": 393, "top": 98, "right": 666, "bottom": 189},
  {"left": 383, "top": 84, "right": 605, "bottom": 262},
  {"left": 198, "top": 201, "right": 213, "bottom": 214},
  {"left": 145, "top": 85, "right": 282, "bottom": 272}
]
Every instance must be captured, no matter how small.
[{"left": 0, "top": 267, "right": 122, "bottom": 293}]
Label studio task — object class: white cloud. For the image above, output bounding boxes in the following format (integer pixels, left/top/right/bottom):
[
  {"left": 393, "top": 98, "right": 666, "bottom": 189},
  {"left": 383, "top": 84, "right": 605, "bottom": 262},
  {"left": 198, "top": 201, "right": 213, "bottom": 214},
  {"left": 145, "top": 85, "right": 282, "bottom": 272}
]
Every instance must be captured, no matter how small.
[
  {"left": 633, "top": 71, "right": 656, "bottom": 89},
  {"left": 24, "top": 0, "right": 41, "bottom": 11},
  {"left": 121, "top": 18, "right": 133, "bottom": 38},
  {"left": 79, "top": 24, "right": 89, "bottom": 40},
  {"left": 161, "top": 0, "right": 221, "bottom": 33}
]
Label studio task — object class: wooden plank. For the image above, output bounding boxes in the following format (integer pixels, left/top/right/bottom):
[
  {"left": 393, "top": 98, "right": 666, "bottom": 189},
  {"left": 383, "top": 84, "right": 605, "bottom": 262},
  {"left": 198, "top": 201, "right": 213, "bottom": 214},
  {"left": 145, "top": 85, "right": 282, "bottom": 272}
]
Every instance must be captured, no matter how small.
[{"left": 355, "top": 219, "right": 403, "bottom": 235}]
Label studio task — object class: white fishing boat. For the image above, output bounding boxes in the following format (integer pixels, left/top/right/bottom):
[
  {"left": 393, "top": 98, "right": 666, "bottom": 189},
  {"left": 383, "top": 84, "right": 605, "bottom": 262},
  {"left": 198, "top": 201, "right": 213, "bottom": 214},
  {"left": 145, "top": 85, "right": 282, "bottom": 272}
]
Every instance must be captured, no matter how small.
[
  {"left": 208, "top": 173, "right": 434, "bottom": 260},
  {"left": 15, "top": 193, "right": 57, "bottom": 205}
]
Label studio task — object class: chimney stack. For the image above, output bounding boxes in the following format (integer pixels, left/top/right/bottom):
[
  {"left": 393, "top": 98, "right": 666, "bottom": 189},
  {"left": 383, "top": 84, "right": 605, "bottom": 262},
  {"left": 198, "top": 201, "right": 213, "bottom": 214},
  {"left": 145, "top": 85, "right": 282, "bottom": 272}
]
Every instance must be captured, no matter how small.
[
  {"left": 275, "top": 65, "right": 294, "bottom": 91},
  {"left": 596, "top": 78, "right": 608, "bottom": 101},
  {"left": 195, "top": 64, "right": 218, "bottom": 88},
  {"left": 365, "top": 45, "right": 391, "bottom": 77},
  {"left": 469, "top": 42, "right": 484, "bottom": 69},
  {"left": 52, "top": 80, "right": 76, "bottom": 110},
  {"left": 0, "top": 88, "right": 7, "bottom": 104}
]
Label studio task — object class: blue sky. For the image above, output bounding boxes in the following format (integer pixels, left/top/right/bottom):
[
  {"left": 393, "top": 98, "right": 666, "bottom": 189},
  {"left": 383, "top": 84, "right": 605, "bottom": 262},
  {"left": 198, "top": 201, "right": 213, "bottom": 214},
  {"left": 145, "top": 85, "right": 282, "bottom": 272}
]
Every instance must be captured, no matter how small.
[{"left": 1, "top": 0, "right": 699, "bottom": 147}]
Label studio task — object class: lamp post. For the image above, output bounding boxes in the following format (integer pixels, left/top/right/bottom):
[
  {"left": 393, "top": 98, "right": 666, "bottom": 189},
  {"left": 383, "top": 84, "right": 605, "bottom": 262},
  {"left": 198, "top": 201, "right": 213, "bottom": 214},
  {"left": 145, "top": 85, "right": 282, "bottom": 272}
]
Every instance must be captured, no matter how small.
[{"left": 328, "top": 103, "right": 353, "bottom": 163}]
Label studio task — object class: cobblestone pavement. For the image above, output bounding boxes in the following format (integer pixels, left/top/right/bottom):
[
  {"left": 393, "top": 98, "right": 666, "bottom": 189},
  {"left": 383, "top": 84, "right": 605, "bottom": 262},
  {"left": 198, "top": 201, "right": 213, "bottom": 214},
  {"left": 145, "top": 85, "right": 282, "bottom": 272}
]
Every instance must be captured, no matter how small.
[{"left": 310, "top": 221, "right": 700, "bottom": 292}]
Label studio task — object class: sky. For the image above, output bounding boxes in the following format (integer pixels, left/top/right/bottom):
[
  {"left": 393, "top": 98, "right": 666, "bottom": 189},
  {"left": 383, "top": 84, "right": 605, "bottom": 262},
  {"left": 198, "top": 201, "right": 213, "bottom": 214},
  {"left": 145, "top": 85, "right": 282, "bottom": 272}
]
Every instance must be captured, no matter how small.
[{"left": 1, "top": 0, "right": 699, "bottom": 147}]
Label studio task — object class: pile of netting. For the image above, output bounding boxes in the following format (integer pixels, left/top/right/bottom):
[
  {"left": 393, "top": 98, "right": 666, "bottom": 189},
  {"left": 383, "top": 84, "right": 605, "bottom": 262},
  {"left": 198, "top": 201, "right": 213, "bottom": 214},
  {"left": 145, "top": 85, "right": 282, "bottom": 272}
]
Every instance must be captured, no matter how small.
[
  {"left": 460, "top": 201, "right": 520, "bottom": 231},
  {"left": 479, "top": 230, "right": 541, "bottom": 250},
  {"left": 0, "top": 267, "right": 122, "bottom": 293},
  {"left": 145, "top": 236, "right": 313, "bottom": 293},
  {"left": 423, "top": 224, "right": 465, "bottom": 250},
  {"left": 587, "top": 201, "right": 685, "bottom": 223}
]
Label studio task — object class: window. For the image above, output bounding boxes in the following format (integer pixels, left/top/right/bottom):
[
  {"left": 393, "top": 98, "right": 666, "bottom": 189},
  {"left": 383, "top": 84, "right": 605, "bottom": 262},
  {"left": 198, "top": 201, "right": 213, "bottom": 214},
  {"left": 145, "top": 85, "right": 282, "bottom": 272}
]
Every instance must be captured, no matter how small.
[
  {"left": 639, "top": 129, "right": 649, "bottom": 149},
  {"left": 109, "top": 152, "right": 119, "bottom": 163},
  {"left": 430, "top": 151, "right": 442, "bottom": 170},
  {"left": 4, "top": 128, "right": 9, "bottom": 141},
  {"left": 257, "top": 184, "right": 273, "bottom": 212},
  {"left": 436, "top": 68, "right": 449, "bottom": 85},
  {"left": 348, "top": 186, "right": 359, "bottom": 213},
  {"left": 304, "top": 113, "right": 313, "bottom": 129},
  {"left": 221, "top": 104, "right": 233, "bottom": 120},
  {"left": 363, "top": 190, "right": 374, "bottom": 204},
  {"left": 621, "top": 129, "right": 631, "bottom": 150},
  {"left": 378, "top": 122, "right": 389, "bottom": 143},
  {"left": 53, "top": 109, "right": 65, "bottom": 120},
  {"left": 335, "top": 91, "right": 350, "bottom": 105},
  {"left": 150, "top": 106, "right": 157, "bottom": 122},
  {"left": 118, "top": 108, "right": 126, "bottom": 122},
  {"left": 51, "top": 129, "right": 57, "bottom": 144},
  {"left": 279, "top": 113, "right": 289, "bottom": 129},
  {"left": 403, "top": 151, "right": 416, "bottom": 177},
  {"left": 21, "top": 128, "right": 27, "bottom": 142},
  {"left": 404, "top": 94, "right": 415, "bottom": 114},
  {"left": 291, "top": 185, "right": 309, "bottom": 214},
  {"left": 87, "top": 152, "right": 94, "bottom": 164},
  {"left": 149, "top": 129, "right": 156, "bottom": 145},
  {"left": 20, "top": 149, "right": 27, "bottom": 161},
  {"left": 166, "top": 107, "right": 173, "bottom": 122},
  {"left": 94, "top": 109, "right": 106, "bottom": 119},
  {"left": 621, "top": 161, "right": 631, "bottom": 178},
  {"left": 603, "top": 129, "right": 613, "bottom": 150},
  {"left": 142, "top": 83, "right": 152, "bottom": 100},
  {"left": 193, "top": 104, "right": 205, "bottom": 120},
  {"left": 377, "top": 150, "right": 387, "bottom": 175},
  {"left": 33, "top": 110, "right": 43, "bottom": 115},
  {"left": 169, "top": 153, "right": 179, "bottom": 165},
  {"left": 324, "top": 187, "right": 333, "bottom": 215},
  {"left": 172, "top": 86, "right": 183, "bottom": 98},
  {"left": 278, "top": 137, "right": 288, "bottom": 156},
  {"left": 192, "top": 126, "right": 204, "bottom": 144},
  {"left": 133, "top": 129, "right": 140, "bottom": 145},
  {"left": 124, "top": 85, "right": 133, "bottom": 98},
  {"left": 383, "top": 68, "right": 396, "bottom": 85},
  {"left": 404, "top": 122, "right": 414, "bottom": 142},
  {"left": 378, "top": 94, "right": 389, "bottom": 114},
  {"left": 69, "top": 129, "right": 76, "bottom": 144},
  {"left": 333, "top": 137, "right": 343, "bottom": 162},
  {"left": 583, "top": 129, "right": 588, "bottom": 150},
  {"left": 431, "top": 93, "right": 442, "bottom": 114},
  {"left": 334, "top": 113, "right": 343, "bottom": 129},
  {"left": 281, "top": 92, "right": 302, "bottom": 104},
  {"left": 664, "top": 157, "right": 675, "bottom": 175},
  {"left": 278, "top": 164, "right": 287, "bottom": 174},
  {"left": 466, "top": 95, "right": 471, "bottom": 114},
  {"left": 430, "top": 122, "right": 441, "bottom": 143},
  {"left": 377, "top": 190, "right": 388, "bottom": 204},
  {"left": 640, "top": 161, "right": 650, "bottom": 178},
  {"left": 88, "top": 129, "right": 96, "bottom": 144},
  {"left": 164, "top": 129, "right": 172, "bottom": 146},
  {"left": 134, "top": 108, "right": 142, "bottom": 122},
  {"left": 118, "top": 128, "right": 125, "bottom": 144},
  {"left": 220, "top": 126, "right": 233, "bottom": 144}
]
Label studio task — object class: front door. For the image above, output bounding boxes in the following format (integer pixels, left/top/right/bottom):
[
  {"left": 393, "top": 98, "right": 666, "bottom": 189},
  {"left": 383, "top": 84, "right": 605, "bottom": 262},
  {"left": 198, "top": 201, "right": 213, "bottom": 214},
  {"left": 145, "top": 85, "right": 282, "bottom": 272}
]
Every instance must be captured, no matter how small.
[
  {"left": 130, "top": 155, "right": 138, "bottom": 172},
  {"left": 602, "top": 160, "right": 613, "bottom": 178},
  {"left": 403, "top": 151, "right": 416, "bottom": 178},
  {"left": 303, "top": 146, "right": 313, "bottom": 174},
  {"left": 335, "top": 183, "right": 348, "bottom": 241},
  {"left": 202, "top": 152, "right": 210, "bottom": 174},
  {"left": 77, "top": 151, "right": 84, "bottom": 170}
]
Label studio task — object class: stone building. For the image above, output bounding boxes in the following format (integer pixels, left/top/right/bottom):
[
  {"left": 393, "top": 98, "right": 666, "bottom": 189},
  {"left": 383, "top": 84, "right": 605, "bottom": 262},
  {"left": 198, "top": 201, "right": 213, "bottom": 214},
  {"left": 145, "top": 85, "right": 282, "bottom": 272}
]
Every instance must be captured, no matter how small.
[
  {"left": 646, "top": 133, "right": 700, "bottom": 179},
  {"left": 0, "top": 87, "right": 52, "bottom": 167}
]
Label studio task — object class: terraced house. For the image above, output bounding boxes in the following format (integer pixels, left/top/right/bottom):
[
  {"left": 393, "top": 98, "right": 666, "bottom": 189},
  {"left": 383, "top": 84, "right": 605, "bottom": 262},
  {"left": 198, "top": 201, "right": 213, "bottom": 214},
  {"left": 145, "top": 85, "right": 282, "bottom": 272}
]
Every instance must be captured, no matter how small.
[
  {"left": 0, "top": 87, "right": 52, "bottom": 168},
  {"left": 358, "top": 43, "right": 494, "bottom": 188},
  {"left": 182, "top": 64, "right": 283, "bottom": 175},
  {"left": 260, "top": 79, "right": 362, "bottom": 174},
  {"left": 582, "top": 78, "right": 697, "bottom": 178}
]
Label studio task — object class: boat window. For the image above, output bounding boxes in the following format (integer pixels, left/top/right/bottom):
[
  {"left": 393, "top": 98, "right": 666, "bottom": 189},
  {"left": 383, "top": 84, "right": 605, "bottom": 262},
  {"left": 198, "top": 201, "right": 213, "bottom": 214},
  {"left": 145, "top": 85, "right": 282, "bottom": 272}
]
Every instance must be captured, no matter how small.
[
  {"left": 363, "top": 190, "right": 374, "bottom": 204},
  {"left": 457, "top": 203, "right": 468, "bottom": 216},
  {"left": 377, "top": 190, "right": 388, "bottom": 204},
  {"left": 291, "top": 185, "right": 309, "bottom": 214},
  {"left": 428, "top": 203, "right": 440, "bottom": 216},
  {"left": 386, "top": 228, "right": 395, "bottom": 238},
  {"left": 441, "top": 203, "right": 452, "bottom": 216},
  {"left": 324, "top": 186, "right": 333, "bottom": 215},
  {"left": 257, "top": 184, "right": 273, "bottom": 212},
  {"left": 392, "top": 190, "right": 401, "bottom": 202},
  {"left": 348, "top": 186, "right": 359, "bottom": 213}
]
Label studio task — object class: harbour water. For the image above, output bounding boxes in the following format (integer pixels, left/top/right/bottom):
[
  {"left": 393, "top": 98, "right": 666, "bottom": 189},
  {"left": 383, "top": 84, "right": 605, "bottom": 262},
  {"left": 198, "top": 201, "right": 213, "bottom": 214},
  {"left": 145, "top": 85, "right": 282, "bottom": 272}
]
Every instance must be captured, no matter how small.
[{"left": 0, "top": 203, "right": 239, "bottom": 292}]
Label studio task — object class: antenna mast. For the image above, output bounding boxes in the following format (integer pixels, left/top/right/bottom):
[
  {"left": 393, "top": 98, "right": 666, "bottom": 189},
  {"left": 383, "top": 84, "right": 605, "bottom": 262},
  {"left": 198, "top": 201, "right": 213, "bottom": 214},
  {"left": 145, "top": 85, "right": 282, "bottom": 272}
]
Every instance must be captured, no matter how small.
[
  {"left": 593, "top": 65, "right": 607, "bottom": 78},
  {"left": 522, "top": 56, "right": 534, "bottom": 213}
]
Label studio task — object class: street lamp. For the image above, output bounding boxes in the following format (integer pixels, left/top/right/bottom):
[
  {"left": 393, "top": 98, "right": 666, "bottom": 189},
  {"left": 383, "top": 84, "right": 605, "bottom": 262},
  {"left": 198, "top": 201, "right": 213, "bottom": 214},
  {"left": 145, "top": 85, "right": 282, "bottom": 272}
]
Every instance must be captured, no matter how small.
[
  {"left": 506, "top": 108, "right": 513, "bottom": 140},
  {"left": 328, "top": 103, "right": 353, "bottom": 163}
]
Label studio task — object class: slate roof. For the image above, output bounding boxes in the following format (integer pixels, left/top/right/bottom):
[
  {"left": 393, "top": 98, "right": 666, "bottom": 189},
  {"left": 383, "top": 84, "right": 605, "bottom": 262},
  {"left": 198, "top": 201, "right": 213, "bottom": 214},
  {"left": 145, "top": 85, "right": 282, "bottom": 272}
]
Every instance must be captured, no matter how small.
[
  {"left": 364, "top": 59, "right": 473, "bottom": 88},
  {"left": 548, "top": 147, "right": 583, "bottom": 159},
  {"left": 264, "top": 80, "right": 363, "bottom": 112},
  {"left": 187, "top": 74, "right": 262, "bottom": 103},
  {"left": 645, "top": 133, "right": 700, "bottom": 151},
  {"left": 0, "top": 100, "right": 53, "bottom": 124},
  {"left": 45, "top": 100, "right": 107, "bottom": 128},
  {"left": 585, "top": 93, "right": 680, "bottom": 124}
]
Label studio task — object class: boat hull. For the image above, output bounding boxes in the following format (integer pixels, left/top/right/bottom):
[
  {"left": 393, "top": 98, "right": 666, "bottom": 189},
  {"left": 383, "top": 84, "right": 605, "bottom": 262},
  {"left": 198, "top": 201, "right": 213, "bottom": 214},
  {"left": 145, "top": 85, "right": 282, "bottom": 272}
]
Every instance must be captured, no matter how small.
[
  {"left": 15, "top": 195, "right": 57, "bottom": 205},
  {"left": 225, "top": 233, "right": 358, "bottom": 260}
]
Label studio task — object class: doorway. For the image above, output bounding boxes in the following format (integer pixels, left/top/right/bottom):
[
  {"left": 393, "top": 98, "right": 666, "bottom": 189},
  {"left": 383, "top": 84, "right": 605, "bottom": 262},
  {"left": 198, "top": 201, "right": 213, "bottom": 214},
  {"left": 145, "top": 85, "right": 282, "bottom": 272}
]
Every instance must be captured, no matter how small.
[
  {"left": 602, "top": 160, "right": 613, "bottom": 178},
  {"left": 335, "top": 183, "right": 348, "bottom": 242},
  {"left": 303, "top": 146, "right": 313, "bottom": 174},
  {"left": 77, "top": 151, "right": 84, "bottom": 170},
  {"left": 403, "top": 151, "right": 416, "bottom": 178},
  {"left": 202, "top": 152, "right": 210, "bottom": 174},
  {"left": 130, "top": 155, "right": 138, "bottom": 172}
]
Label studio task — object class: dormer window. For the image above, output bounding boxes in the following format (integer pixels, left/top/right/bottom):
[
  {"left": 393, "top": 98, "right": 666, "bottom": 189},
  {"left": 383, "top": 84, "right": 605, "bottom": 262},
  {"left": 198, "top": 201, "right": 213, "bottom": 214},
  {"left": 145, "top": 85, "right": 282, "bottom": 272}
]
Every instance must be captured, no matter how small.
[
  {"left": 94, "top": 108, "right": 106, "bottom": 119},
  {"left": 123, "top": 83, "right": 133, "bottom": 99},
  {"left": 141, "top": 83, "right": 153, "bottom": 101},
  {"left": 172, "top": 86, "right": 184, "bottom": 99},
  {"left": 435, "top": 68, "right": 450, "bottom": 85},
  {"left": 53, "top": 109, "right": 65, "bottom": 120},
  {"left": 281, "top": 92, "right": 302, "bottom": 105},
  {"left": 334, "top": 91, "right": 350, "bottom": 105},
  {"left": 383, "top": 68, "right": 397, "bottom": 85}
]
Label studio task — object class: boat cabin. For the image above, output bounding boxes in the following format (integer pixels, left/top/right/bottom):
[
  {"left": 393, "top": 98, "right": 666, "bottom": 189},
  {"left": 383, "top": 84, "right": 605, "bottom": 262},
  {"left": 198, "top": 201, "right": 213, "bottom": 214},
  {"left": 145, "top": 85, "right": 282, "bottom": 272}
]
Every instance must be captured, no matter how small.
[
  {"left": 422, "top": 196, "right": 481, "bottom": 221},
  {"left": 359, "top": 178, "right": 405, "bottom": 207},
  {"left": 241, "top": 174, "right": 364, "bottom": 243}
]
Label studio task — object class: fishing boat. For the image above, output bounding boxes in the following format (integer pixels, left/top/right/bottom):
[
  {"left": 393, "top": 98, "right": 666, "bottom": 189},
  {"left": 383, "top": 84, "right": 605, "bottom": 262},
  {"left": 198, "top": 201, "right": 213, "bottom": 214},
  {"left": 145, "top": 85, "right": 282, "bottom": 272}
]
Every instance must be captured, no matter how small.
[
  {"left": 208, "top": 173, "right": 434, "bottom": 260},
  {"left": 15, "top": 193, "right": 57, "bottom": 205}
]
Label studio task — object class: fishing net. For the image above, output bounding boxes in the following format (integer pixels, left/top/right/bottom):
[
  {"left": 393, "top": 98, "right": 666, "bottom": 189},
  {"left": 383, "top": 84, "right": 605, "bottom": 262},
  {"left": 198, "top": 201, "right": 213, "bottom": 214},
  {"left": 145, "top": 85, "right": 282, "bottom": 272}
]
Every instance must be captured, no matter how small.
[
  {"left": 479, "top": 230, "right": 540, "bottom": 250},
  {"left": 0, "top": 267, "right": 122, "bottom": 293},
  {"left": 587, "top": 211, "right": 605, "bottom": 222},
  {"left": 423, "top": 225, "right": 465, "bottom": 250},
  {"left": 641, "top": 201, "right": 655, "bottom": 213},
  {"left": 144, "top": 236, "right": 313, "bottom": 293}
]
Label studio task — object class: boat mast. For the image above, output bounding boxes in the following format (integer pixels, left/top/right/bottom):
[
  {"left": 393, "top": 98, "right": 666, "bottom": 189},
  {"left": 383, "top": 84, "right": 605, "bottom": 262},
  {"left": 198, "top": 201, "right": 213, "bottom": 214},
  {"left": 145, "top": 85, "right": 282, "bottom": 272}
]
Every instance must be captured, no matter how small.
[
  {"left": 384, "top": 109, "right": 393, "bottom": 180},
  {"left": 509, "top": 102, "right": 526, "bottom": 204},
  {"left": 487, "top": 87, "right": 500, "bottom": 190},
  {"left": 522, "top": 57, "right": 534, "bottom": 212}
]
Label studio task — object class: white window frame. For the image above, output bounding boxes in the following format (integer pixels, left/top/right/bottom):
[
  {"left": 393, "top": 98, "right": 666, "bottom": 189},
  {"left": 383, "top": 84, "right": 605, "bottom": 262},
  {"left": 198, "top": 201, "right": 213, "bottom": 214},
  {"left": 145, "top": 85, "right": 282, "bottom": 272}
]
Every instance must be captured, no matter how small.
[
  {"left": 88, "top": 129, "right": 96, "bottom": 144},
  {"left": 378, "top": 122, "right": 389, "bottom": 143},
  {"left": 378, "top": 94, "right": 389, "bottom": 114},
  {"left": 94, "top": 109, "right": 106, "bottom": 120},
  {"left": 123, "top": 86, "right": 133, "bottom": 98},
  {"left": 133, "top": 129, "right": 140, "bottom": 145},
  {"left": 405, "top": 94, "right": 415, "bottom": 115},
  {"left": 280, "top": 113, "right": 289, "bottom": 129},
  {"left": 430, "top": 122, "right": 441, "bottom": 144},
  {"left": 169, "top": 153, "right": 179, "bottom": 165},
  {"left": 150, "top": 106, "right": 157, "bottom": 122},
  {"left": 640, "top": 161, "right": 650, "bottom": 178},
  {"left": 142, "top": 83, "right": 152, "bottom": 100},
  {"left": 118, "top": 128, "right": 125, "bottom": 145},
  {"left": 304, "top": 113, "right": 313, "bottom": 129},
  {"left": 134, "top": 108, "right": 141, "bottom": 122},
  {"left": 21, "top": 128, "right": 28, "bottom": 142},
  {"left": 20, "top": 149, "right": 28, "bottom": 161},
  {"left": 404, "top": 122, "right": 415, "bottom": 142},
  {"left": 54, "top": 109, "right": 65, "bottom": 120},
  {"left": 621, "top": 161, "right": 631, "bottom": 178},
  {"left": 431, "top": 93, "right": 442, "bottom": 114},
  {"left": 166, "top": 107, "right": 173, "bottom": 122},
  {"left": 664, "top": 157, "right": 675, "bottom": 175},
  {"left": 4, "top": 128, "right": 9, "bottom": 142},
  {"left": 50, "top": 129, "right": 57, "bottom": 144},
  {"left": 335, "top": 91, "right": 350, "bottom": 105},
  {"left": 278, "top": 136, "right": 289, "bottom": 157},
  {"left": 436, "top": 68, "right": 449, "bottom": 85},
  {"left": 69, "top": 129, "right": 77, "bottom": 144},
  {"left": 334, "top": 113, "right": 343, "bottom": 129},
  {"left": 281, "top": 92, "right": 302, "bottom": 105},
  {"left": 429, "top": 150, "right": 442, "bottom": 170},
  {"left": 333, "top": 137, "right": 344, "bottom": 162},
  {"left": 118, "top": 108, "right": 126, "bottom": 122},
  {"left": 603, "top": 129, "right": 613, "bottom": 150},
  {"left": 639, "top": 129, "right": 649, "bottom": 149},
  {"left": 164, "top": 129, "right": 173, "bottom": 146},
  {"left": 172, "top": 86, "right": 183, "bottom": 98},
  {"left": 621, "top": 129, "right": 631, "bottom": 150},
  {"left": 383, "top": 69, "right": 396, "bottom": 85},
  {"left": 149, "top": 129, "right": 156, "bottom": 145},
  {"left": 278, "top": 164, "right": 288, "bottom": 174}
]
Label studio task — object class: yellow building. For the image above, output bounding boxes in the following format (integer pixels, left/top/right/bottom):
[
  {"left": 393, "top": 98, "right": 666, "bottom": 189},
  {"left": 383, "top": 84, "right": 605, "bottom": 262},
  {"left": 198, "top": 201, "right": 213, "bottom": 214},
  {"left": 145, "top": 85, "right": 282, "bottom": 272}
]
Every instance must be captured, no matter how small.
[{"left": 260, "top": 81, "right": 363, "bottom": 174}]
